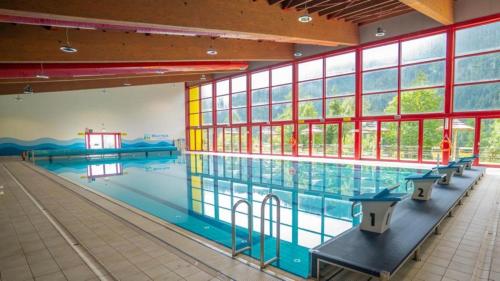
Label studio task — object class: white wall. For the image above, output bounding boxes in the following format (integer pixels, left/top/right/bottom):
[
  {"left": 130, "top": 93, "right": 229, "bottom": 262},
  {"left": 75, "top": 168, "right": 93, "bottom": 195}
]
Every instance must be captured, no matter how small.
[{"left": 0, "top": 82, "right": 185, "bottom": 141}]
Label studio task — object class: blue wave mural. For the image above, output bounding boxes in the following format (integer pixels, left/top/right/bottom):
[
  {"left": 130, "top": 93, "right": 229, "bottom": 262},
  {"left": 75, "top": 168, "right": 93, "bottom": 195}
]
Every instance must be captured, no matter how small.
[{"left": 0, "top": 137, "right": 175, "bottom": 156}]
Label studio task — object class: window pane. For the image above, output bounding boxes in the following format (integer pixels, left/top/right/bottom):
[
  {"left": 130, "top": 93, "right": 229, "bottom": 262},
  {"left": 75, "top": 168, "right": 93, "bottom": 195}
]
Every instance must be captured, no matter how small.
[
  {"left": 342, "top": 122, "right": 355, "bottom": 158},
  {"left": 479, "top": 119, "right": 500, "bottom": 165},
  {"left": 262, "top": 126, "right": 271, "bottom": 154},
  {"left": 216, "top": 96, "right": 229, "bottom": 110},
  {"left": 232, "top": 108, "right": 247, "bottom": 124},
  {"left": 272, "top": 65, "right": 293, "bottom": 86},
  {"left": 361, "top": 121, "right": 377, "bottom": 159},
  {"left": 283, "top": 125, "right": 294, "bottom": 155},
  {"left": 401, "top": 33, "right": 446, "bottom": 64},
  {"left": 252, "top": 126, "right": 260, "bottom": 153},
  {"left": 362, "top": 92, "right": 397, "bottom": 116},
  {"left": 362, "top": 68, "right": 398, "bottom": 93},
  {"left": 451, "top": 118, "right": 475, "bottom": 160},
  {"left": 251, "top": 71, "right": 269, "bottom": 89},
  {"left": 454, "top": 83, "right": 500, "bottom": 112},
  {"left": 216, "top": 80, "right": 229, "bottom": 96},
  {"left": 325, "top": 124, "right": 339, "bottom": 157},
  {"left": 299, "top": 100, "right": 323, "bottom": 120},
  {"left": 217, "top": 110, "right": 229, "bottom": 124},
  {"left": 380, "top": 122, "right": 398, "bottom": 160},
  {"left": 252, "top": 105, "right": 269, "bottom": 122},
  {"left": 272, "top": 103, "right": 293, "bottom": 121},
  {"left": 217, "top": 128, "right": 223, "bottom": 151},
  {"left": 326, "top": 74, "right": 355, "bottom": 97},
  {"left": 455, "top": 21, "right": 500, "bottom": 56},
  {"left": 201, "top": 84, "right": 212, "bottom": 98},
  {"left": 252, "top": 88, "right": 269, "bottom": 105},
  {"left": 401, "top": 88, "right": 444, "bottom": 114},
  {"left": 298, "top": 59, "right": 323, "bottom": 81},
  {"left": 232, "top": 76, "right": 247, "bottom": 93},
  {"left": 272, "top": 84, "right": 292, "bottom": 103},
  {"left": 455, "top": 52, "right": 500, "bottom": 84},
  {"left": 298, "top": 124, "right": 309, "bottom": 156},
  {"left": 401, "top": 61, "right": 445, "bottom": 89},
  {"left": 423, "top": 119, "right": 443, "bottom": 161},
  {"left": 362, "top": 43, "right": 398, "bottom": 70},
  {"left": 201, "top": 98, "right": 212, "bottom": 112},
  {"left": 272, "top": 126, "right": 282, "bottom": 155},
  {"left": 232, "top": 92, "right": 246, "bottom": 108},
  {"left": 400, "top": 121, "right": 419, "bottom": 161},
  {"left": 241, "top": 127, "right": 247, "bottom": 153},
  {"left": 298, "top": 79, "right": 323, "bottom": 100},
  {"left": 326, "top": 52, "right": 355, "bottom": 76},
  {"left": 311, "top": 125, "right": 324, "bottom": 156},
  {"left": 202, "top": 112, "right": 212, "bottom": 125},
  {"left": 326, "top": 96, "right": 355, "bottom": 118}
]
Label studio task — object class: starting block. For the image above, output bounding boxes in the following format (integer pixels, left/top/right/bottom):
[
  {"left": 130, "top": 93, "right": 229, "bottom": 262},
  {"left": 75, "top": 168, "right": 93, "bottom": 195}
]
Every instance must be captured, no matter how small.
[
  {"left": 434, "top": 162, "right": 461, "bottom": 185},
  {"left": 454, "top": 154, "right": 479, "bottom": 173},
  {"left": 405, "top": 170, "right": 443, "bottom": 201},
  {"left": 349, "top": 185, "right": 407, "bottom": 234}
]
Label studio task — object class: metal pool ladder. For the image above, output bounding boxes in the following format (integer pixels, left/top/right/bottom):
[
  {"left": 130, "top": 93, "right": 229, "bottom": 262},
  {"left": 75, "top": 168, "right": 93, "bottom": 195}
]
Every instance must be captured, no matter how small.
[
  {"left": 231, "top": 199, "right": 253, "bottom": 257},
  {"left": 230, "top": 193, "right": 281, "bottom": 270}
]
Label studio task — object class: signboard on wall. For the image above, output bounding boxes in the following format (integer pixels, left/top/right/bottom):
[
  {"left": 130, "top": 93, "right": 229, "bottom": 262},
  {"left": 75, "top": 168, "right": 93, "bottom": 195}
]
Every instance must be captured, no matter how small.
[{"left": 144, "top": 134, "right": 169, "bottom": 141}]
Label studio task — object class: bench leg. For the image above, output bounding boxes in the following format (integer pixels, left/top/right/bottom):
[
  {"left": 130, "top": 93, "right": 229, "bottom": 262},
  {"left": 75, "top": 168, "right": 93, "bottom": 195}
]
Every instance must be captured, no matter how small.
[
  {"left": 435, "top": 225, "right": 441, "bottom": 235},
  {"left": 413, "top": 248, "right": 421, "bottom": 261},
  {"left": 458, "top": 199, "right": 463, "bottom": 205},
  {"left": 465, "top": 191, "right": 470, "bottom": 197},
  {"left": 380, "top": 271, "right": 390, "bottom": 281},
  {"left": 448, "top": 209, "right": 454, "bottom": 217}
]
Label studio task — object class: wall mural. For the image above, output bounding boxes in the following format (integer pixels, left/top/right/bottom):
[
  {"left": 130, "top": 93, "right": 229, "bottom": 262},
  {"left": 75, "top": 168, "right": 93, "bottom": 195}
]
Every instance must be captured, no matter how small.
[{"left": 0, "top": 137, "right": 175, "bottom": 156}]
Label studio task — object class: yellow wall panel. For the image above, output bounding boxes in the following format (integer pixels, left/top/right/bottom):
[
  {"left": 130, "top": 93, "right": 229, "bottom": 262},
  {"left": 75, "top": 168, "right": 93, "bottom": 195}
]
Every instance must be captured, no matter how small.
[
  {"left": 195, "top": 129, "right": 202, "bottom": 151},
  {"left": 189, "top": 129, "right": 196, "bottom": 151},
  {"left": 191, "top": 175, "right": 201, "bottom": 188},
  {"left": 190, "top": 113, "right": 200, "bottom": 127},
  {"left": 192, "top": 201, "right": 202, "bottom": 213},
  {"left": 189, "top": 86, "right": 199, "bottom": 101}
]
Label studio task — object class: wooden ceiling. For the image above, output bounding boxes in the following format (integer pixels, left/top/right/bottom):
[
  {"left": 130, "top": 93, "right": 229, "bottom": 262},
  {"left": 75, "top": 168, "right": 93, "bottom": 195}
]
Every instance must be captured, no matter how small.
[{"left": 268, "top": 0, "right": 415, "bottom": 25}]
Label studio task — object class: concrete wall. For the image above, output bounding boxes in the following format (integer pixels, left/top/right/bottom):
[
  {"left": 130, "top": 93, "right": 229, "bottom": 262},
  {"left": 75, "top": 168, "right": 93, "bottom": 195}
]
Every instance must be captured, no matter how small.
[{"left": 0, "top": 83, "right": 185, "bottom": 155}]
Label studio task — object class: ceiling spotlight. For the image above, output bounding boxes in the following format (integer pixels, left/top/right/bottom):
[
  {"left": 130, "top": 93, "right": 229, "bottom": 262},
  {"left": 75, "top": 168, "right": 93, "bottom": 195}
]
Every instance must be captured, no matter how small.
[
  {"left": 298, "top": 14, "right": 312, "bottom": 23},
  {"left": 36, "top": 64, "right": 50, "bottom": 79},
  {"left": 200, "top": 74, "right": 207, "bottom": 81},
  {"left": 375, "top": 27, "right": 386, "bottom": 37},
  {"left": 60, "top": 28, "right": 78, "bottom": 53},
  {"left": 206, "top": 48, "right": 218, "bottom": 56},
  {"left": 155, "top": 70, "right": 165, "bottom": 74},
  {"left": 23, "top": 85, "right": 33, "bottom": 95},
  {"left": 15, "top": 94, "right": 23, "bottom": 102},
  {"left": 294, "top": 51, "right": 303, "bottom": 57},
  {"left": 298, "top": 3, "right": 312, "bottom": 23}
]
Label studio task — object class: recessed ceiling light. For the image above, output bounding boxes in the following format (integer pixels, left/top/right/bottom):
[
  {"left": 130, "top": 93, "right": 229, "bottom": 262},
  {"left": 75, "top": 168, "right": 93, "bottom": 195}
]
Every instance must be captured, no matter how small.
[
  {"left": 123, "top": 83, "right": 132, "bottom": 86},
  {"left": 200, "top": 74, "right": 207, "bottom": 81},
  {"left": 298, "top": 14, "right": 312, "bottom": 23},
  {"left": 206, "top": 48, "right": 218, "bottom": 55},
  {"left": 375, "top": 27, "right": 386, "bottom": 37},
  {"left": 60, "top": 45, "right": 78, "bottom": 53},
  {"left": 294, "top": 51, "right": 303, "bottom": 57},
  {"left": 36, "top": 74, "right": 50, "bottom": 79},
  {"left": 156, "top": 70, "right": 165, "bottom": 74},
  {"left": 15, "top": 94, "right": 23, "bottom": 102}
]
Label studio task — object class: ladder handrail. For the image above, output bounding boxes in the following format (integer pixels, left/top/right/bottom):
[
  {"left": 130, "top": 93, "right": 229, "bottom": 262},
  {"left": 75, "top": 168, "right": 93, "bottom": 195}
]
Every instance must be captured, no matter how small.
[
  {"left": 260, "top": 193, "right": 281, "bottom": 269},
  {"left": 351, "top": 201, "right": 362, "bottom": 218},
  {"left": 231, "top": 199, "right": 253, "bottom": 257}
]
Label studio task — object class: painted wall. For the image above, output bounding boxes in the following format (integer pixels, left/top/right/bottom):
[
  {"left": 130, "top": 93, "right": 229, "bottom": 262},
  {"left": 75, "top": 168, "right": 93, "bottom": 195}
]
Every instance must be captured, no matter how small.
[{"left": 0, "top": 82, "right": 185, "bottom": 155}]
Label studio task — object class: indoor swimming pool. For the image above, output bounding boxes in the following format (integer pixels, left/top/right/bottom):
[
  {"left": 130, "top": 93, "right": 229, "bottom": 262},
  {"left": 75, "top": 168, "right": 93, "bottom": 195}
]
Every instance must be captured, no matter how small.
[{"left": 37, "top": 154, "right": 424, "bottom": 278}]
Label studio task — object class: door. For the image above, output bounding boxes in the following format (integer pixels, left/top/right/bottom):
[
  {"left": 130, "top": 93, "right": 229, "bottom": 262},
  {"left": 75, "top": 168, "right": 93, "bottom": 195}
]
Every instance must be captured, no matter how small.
[
  {"left": 311, "top": 124, "right": 324, "bottom": 156},
  {"left": 451, "top": 118, "right": 475, "bottom": 160},
  {"left": 272, "top": 126, "right": 282, "bottom": 155},
  {"left": 361, "top": 121, "right": 377, "bottom": 159}
]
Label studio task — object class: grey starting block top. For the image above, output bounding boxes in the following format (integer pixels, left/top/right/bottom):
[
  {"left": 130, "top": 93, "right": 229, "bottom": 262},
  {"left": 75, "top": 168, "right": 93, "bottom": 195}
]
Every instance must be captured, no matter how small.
[{"left": 310, "top": 167, "right": 485, "bottom": 279}]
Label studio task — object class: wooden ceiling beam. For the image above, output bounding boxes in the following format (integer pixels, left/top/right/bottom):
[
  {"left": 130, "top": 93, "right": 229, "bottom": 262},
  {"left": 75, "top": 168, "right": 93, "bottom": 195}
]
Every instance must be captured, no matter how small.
[
  {"left": 399, "top": 0, "right": 454, "bottom": 25},
  {"left": 339, "top": 1, "right": 404, "bottom": 20},
  {"left": 334, "top": 0, "right": 398, "bottom": 19},
  {"left": 0, "top": 24, "right": 293, "bottom": 63},
  {"left": 307, "top": 0, "right": 349, "bottom": 13},
  {"left": 354, "top": 7, "right": 414, "bottom": 24},
  {"left": 0, "top": 73, "right": 211, "bottom": 95},
  {"left": 0, "top": 0, "right": 359, "bottom": 47}
]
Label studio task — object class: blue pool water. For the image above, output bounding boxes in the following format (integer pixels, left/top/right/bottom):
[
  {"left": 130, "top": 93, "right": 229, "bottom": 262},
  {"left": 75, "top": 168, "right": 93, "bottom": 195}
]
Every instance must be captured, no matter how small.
[{"left": 37, "top": 153, "right": 423, "bottom": 278}]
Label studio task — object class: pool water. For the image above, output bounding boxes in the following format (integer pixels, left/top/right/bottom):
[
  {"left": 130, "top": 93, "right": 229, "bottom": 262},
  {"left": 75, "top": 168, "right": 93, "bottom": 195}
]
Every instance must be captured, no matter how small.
[{"left": 37, "top": 153, "right": 423, "bottom": 278}]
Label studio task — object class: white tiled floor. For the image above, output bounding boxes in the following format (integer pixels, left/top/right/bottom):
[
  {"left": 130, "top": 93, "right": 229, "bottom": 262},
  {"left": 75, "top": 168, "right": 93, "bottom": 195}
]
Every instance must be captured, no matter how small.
[{"left": 1, "top": 157, "right": 499, "bottom": 281}]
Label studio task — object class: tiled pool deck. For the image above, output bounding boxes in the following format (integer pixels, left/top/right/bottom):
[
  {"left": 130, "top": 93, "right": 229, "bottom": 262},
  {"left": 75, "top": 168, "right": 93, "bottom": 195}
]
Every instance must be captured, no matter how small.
[{"left": 1, "top": 158, "right": 499, "bottom": 281}]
